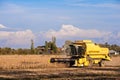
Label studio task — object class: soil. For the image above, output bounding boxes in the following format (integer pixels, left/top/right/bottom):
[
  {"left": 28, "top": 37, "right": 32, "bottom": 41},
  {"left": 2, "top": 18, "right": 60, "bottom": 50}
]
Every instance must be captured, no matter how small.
[{"left": 0, "top": 55, "right": 119, "bottom": 80}]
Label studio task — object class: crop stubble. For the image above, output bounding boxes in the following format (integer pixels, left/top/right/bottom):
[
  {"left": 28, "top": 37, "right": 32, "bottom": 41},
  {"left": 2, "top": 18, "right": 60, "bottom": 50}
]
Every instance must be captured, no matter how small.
[{"left": 0, "top": 55, "right": 119, "bottom": 79}]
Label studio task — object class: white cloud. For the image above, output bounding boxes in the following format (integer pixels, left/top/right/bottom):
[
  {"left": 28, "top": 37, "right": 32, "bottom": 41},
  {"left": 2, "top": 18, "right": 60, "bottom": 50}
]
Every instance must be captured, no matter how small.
[
  {"left": 0, "top": 24, "right": 7, "bottom": 28},
  {"left": 43, "top": 24, "right": 111, "bottom": 39},
  {"left": 71, "top": 3, "right": 120, "bottom": 9},
  {"left": 0, "top": 29, "right": 35, "bottom": 47},
  {"left": 117, "top": 32, "right": 120, "bottom": 38}
]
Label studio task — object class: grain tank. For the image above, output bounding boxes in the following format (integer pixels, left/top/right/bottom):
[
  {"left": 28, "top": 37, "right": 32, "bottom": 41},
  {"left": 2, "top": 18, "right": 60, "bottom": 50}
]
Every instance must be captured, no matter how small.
[{"left": 50, "top": 40, "right": 111, "bottom": 67}]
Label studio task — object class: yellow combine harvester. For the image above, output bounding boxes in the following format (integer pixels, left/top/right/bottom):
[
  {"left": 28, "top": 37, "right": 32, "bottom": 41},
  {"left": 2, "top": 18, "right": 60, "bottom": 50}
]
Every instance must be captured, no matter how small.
[{"left": 50, "top": 40, "right": 111, "bottom": 67}]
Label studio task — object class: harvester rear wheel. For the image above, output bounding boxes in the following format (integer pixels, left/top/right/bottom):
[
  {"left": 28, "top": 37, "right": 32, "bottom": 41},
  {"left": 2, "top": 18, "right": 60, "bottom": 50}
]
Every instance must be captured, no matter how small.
[{"left": 99, "top": 60, "right": 105, "bottom": 67}]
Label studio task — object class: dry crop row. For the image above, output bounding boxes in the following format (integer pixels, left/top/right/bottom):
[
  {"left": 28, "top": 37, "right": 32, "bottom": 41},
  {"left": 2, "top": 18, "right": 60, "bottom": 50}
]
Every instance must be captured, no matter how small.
[{"left": 0, "top": 55, "right": 68, "bottom": 69}]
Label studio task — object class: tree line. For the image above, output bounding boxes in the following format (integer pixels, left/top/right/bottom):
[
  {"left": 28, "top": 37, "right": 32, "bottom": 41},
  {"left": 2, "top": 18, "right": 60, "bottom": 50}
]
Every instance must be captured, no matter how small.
[
  {"left": 99, "top": 42, "right": 120, "bottom": 52},
  {"left": 0, "top": 37, "right": 58, "bottom": 55},
  {"left": 0, "top": 45, "right": 58, "bottom": 55},
  {"left": 0, "top": 41, "right": 120, "bottom": 55},
  {"left": 0, "top": 47, "right": 32, "bottom": 55}
]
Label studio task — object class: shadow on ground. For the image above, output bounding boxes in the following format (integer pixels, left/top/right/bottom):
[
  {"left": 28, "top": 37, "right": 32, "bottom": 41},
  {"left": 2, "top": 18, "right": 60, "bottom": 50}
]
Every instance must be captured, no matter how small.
[{"left": 0, "top": 67, "right": 119, "bottom": 80}]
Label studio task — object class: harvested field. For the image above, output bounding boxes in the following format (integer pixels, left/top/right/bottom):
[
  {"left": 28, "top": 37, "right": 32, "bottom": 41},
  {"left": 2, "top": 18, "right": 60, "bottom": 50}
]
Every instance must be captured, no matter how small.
[
  {"left": 0, "top": 55, "right": 119, "bottom": 80},
  {"left": 0, "top": 55, "right": 69, "bottom": 69}
]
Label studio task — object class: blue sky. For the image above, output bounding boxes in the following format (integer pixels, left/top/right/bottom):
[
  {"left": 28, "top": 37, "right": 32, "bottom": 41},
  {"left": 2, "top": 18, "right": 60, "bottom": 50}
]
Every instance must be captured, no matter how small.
[{"left": 0, "top": 0, "right": 120, "bottom": 48}]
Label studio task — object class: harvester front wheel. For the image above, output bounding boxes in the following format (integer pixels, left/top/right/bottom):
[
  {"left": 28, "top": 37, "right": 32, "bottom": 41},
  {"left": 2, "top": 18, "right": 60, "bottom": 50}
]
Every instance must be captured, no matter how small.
[
  {"left": 87, "top": 56, "right": 93, "bottom": 67},
  {"left": 89, "top": 59, "right": 93, "bottom": 67}
]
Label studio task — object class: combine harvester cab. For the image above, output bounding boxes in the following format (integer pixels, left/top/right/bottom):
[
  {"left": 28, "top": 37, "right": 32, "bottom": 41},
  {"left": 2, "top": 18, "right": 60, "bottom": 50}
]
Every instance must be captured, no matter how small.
[{"left": 50, "top": 40, "right": 111, "bottom": 67}]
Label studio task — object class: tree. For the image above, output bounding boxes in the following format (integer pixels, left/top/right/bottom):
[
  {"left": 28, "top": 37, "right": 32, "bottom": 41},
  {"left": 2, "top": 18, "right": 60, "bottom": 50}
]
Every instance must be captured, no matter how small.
[
  {"left": 51, "top": 42, "right": 57, "bottom": 53},
  {"left": 31, "top": 39, "right": 35, "bottom": 54},
  {"left": 52, "top": 36, "right": 56, "bottom": 44},
  {"left": 99, "top": 42, "right": 120, "bottom": 52},
  {"left": 45, "top": 41, "right": 48, "bottom": 53},
  {"left": 52, "top": 36, "right": 57, "bottom": 53}
]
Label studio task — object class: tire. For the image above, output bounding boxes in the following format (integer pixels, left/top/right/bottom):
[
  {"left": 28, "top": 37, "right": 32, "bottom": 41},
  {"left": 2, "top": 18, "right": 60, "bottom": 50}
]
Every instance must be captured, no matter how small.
[
  {"left": 89, "top": 59, "right": 93, "bottom": 67},
  {"left": 69, "top": 56, "right": 77, "bottom": 67},
  {"left": 99, "top": 60, "right": 105, "bottom": 67}
]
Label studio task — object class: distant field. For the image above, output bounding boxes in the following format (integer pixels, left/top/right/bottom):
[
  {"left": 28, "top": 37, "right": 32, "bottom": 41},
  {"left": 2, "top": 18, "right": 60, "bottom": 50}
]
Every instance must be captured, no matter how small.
[{"left": 0, "top": 55, "right": 119, "bottom": 79}]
